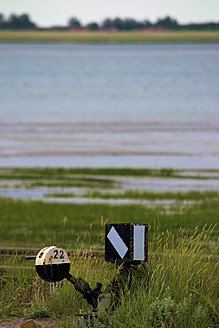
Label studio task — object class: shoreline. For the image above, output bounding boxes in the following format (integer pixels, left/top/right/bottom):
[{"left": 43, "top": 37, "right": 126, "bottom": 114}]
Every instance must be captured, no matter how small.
[
  {"left": 1, "top": 30, "right": 219, "bottom": 43},
  {"left": 1, "top": 167, "right": 219, "bottom": 203}
]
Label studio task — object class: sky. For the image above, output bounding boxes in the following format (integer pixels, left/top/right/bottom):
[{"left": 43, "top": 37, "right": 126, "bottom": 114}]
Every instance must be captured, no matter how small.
[{"left": 1, "top": 0, "right": 219, "bottom": 27}]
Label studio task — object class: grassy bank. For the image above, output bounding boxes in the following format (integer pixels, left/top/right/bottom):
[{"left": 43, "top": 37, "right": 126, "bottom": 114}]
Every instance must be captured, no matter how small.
[
  {"left": 0, "top": 30, "right": 219, "bottom": 43},
  {"left": 0, "top": 227, "right": 218, "bottom": 327}
]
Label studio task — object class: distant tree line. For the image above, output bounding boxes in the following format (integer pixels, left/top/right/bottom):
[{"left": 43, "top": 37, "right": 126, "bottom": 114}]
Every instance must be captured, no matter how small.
[
  {"left": 0, "top": 13, "right": 219, "bottom": 31},
  {"left": 0, "top": 13, "right": 36, "bottom": 29},
  {"left": 67, "top": 16, "right": 219, "bottom": 31}
]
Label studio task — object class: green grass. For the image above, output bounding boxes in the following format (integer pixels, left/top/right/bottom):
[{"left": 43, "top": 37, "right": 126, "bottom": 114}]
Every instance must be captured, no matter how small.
[
  {"left": 0, "top": 167, "right": 218, "bottom": 326},
  {"left": 0, "top": 197, "right": 218, "bottom": 249},
  {"left": 1, "top": 30, "right": 219, "bottom": 43},
  {"left": 0, "top": 168, "right": 117, "bottom": 189},
  {"left": 83, "top": 190, "right": 219, "bottom": 201},
  {"left": 0, "top": 167, "right": 203, "bottom": 178},
  {"left": 45, "top": 189, "right": 219, "bottom": 201},
  {"left": 1, "top": 167, "right": 176, "bottom": 178},
  {"left": 0, "top": 227, "right": 218, "bottom": 327},
  {"left": 45, "top": 192, "right": 76, "bottom": 198},
  {"left": 27, "top": 180, "right": 114, "bottom": 189},
  {"left": 1, "top": 168, "right": 218, "bottom": 192}
]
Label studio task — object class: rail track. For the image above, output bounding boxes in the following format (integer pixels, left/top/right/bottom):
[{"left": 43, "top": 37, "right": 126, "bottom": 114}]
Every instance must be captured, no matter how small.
[
  {"left": 0, "top": 246, "right": 104, "bottom": 257},
  {"left": 0, "top": 247, "right": 105, "bottom": 277},
  {"left": 0, "top": 246, "right": 218, "bottom": 277}
]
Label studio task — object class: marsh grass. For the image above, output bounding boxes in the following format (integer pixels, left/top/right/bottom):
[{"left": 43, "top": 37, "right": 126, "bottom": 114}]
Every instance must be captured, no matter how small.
[
  {"left": 0, "top": 191, "right": 218, "bottom": 326},
  {"left": 0, "top": 168, "right": 116, "bottom": 189},
  {"left": 0, "top": 253, "right": 117, "bottom": 319},
  {"left": 84, "top": 189, "right": 219, "bottom": 201},
  {"left": 45, "top": 189, "right": 219, "bottom": 202},
  {"left": 45, "top": 192, "right": 76, "bottom": 198},
  {"left": 1, "top": 168, "right": 218, "bottom": 196},
  {"left": 0, "top": 227, "right": 217, "bottom": 327},
  {"left": 110, "top": 226, "right": 218, "bottom": 327},
  {"left": 1, "top": 167, "right": 219, "bottom": 180},
  {"left": 0, "top": 30, "right": 219, "bottom": 43},
  {"left": 27, "top": 181, "right": 114, "bottom": 189},
  {"left": 0, "top": 197, "right": 219, "bottom": 249}
]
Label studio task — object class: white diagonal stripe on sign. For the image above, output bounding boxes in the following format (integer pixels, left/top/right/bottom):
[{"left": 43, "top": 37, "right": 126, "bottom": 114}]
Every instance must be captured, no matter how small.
[{"left": 107, "top": 227, "right": 128, "bottom": 259}]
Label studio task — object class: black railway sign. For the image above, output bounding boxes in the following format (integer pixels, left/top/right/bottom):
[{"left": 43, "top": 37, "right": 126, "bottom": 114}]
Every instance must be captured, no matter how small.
[{"left": 105, "top": 223, "right": 148, "bottom": 264}]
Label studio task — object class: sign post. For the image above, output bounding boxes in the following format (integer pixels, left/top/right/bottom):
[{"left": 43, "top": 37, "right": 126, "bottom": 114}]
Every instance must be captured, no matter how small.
[
  {"left": 34, "top": 223, "right": 148, "bottom": 312},
  {"left": 105, "top": 223, "right": 148, "bottom": 264}
]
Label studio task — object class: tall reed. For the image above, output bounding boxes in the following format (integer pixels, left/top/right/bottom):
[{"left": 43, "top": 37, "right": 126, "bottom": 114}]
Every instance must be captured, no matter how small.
[{"left": 1, "top": 226, "right": 218, "bottom": 327}]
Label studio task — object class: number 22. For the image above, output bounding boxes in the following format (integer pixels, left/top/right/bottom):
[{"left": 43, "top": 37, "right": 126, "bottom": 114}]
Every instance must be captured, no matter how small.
[{"left": 54, "top": 249, "right": 64, "bottom": 259}]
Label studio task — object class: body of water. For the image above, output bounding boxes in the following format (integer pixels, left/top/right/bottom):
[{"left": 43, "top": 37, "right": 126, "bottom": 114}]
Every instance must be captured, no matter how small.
[{"left": 0, "top": 43, "right": 219, "bottom": 168}]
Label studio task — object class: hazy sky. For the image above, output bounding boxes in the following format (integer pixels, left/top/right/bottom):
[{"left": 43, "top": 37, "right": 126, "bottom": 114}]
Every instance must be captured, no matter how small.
[{"left": 1, "top": 0, "right": 219, "bottom": 27}]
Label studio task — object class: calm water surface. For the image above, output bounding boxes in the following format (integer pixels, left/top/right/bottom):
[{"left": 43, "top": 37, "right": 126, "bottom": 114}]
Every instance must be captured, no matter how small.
[{"left": 0, "top": 43, "right": 218, "bottom": 168}]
